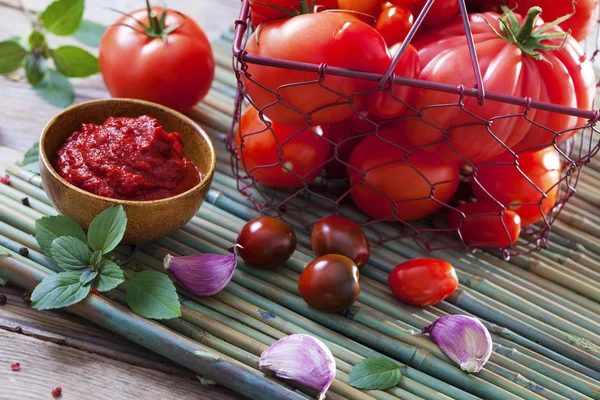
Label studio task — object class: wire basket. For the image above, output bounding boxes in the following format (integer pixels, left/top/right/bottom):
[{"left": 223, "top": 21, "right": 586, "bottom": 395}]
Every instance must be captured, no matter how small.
[{"left": 227, "top": 0, "right": 600, "bottom": 258}]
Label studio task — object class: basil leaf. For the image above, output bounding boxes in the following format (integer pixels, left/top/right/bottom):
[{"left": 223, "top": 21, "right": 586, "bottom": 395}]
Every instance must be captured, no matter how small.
[
  {"left": 126, "top": 271, "right": 181, "bottom": 319},
  {"left": 39, "top": 0, "right": 84, "bottom": 36},
  {"left": 28, "top": 30, "right": 47, "bottom": 51},
  {"left": 87, "top": 205, "right": 127, "bottom": 254},
  {"left": 24, "top": 55, "right": 46, "bottom": 85},
  {"left": 23, "top": 142, "right": 39, "bottom": 160},
  {"left": 0, "top": 41, "right": 27, "bottom": 74},
  {"left": 79, "top": 268, "right": 98, "bottom": 285},
  {"left": 93, "top": 259, "right": 124, "bottom": 292},
  {"left": 90, "top": 250, "right": 103, "bottom": 267},
  {"left": 52, "top": 45, "right": 99, "bottom": 78},
  {"left": 35, "top": 215, "right": 87, "bottom": 256},
  {"left": 50, "top": 236, "right": 92, "bottom": 271},
  {"left": 6, "top": 36, "right": 30, "bottom": 51},
  {"left": 31, "top": 271, "right": 91, "bottom": 310},
  {"left": 73, "top": 20, "right": 107, "bottom": 47},
  {"left": 33, "top": 69, "right": 74, "bottom": 108},
  {"left": 349, "top": 358, "right": 402, "bottom": 390}
]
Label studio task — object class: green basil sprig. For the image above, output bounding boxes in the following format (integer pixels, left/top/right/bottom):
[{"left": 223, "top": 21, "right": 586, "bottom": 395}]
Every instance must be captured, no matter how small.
[
  {"left": 349, "top": 357, "right": 403, "bottom": 390},
  {"left": 0, "top": 0, "right": 106, "bottom": 107},
  {"left": 31, "top": 205, "right": 182, "bottom": 320}
]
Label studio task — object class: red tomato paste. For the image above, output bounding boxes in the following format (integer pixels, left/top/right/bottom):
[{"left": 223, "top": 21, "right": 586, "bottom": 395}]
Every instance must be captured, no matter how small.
[{"left": 55, "top": 115, "right": 200, "bottom": 201}]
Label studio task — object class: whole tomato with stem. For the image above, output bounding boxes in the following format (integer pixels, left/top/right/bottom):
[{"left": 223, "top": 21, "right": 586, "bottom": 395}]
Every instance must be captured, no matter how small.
[
  {"left": 244, "top": 9, "right": 390, "bottom": 126},
  {"left": 448, "top": 201, "right": 522, "bottom": 247},
  {"left": 298, "top": 254, "right": 360, "bottom": 312},
  {"left": 403, "top": 7, "right": 594, "bottom": 164},
  {"left": 347, "top": 128, "right": 460, "bottom": 221},
  {"left": 236, "top": 107, "right": 330, "bottom": 189},
  {"left": 237, "top": 217, "right": 297, "bottom": 268},
  {"left": 388, "top": 258, "right": 458, "bottom": 307},
  {"left": 311, "top": 216, "right": 371, "bottom": 267},
  {"left": 368, "top": 42, "right": 420, "bottom": 119},
  {"left": 410, "top": 0, "right": 459, "bottom": 28},
  {"left": 375, "top": 5, "right": 414, "bottom": 46},
  {"left": 99, "top": 3, "right": 214, "bottom": 112},
  {"left": 472, "top": 147, "right": 561, "bottom": 227}
]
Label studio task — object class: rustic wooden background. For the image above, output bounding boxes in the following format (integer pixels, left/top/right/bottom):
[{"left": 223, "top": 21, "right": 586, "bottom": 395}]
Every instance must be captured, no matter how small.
[{"left": 0, "top": 0, "right": 247, "bottom": 399}]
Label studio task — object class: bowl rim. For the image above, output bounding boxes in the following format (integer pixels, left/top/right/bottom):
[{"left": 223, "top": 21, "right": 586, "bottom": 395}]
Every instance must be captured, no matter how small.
[{"left": 39, "top": 98, "right": 217, "bottom": 206}]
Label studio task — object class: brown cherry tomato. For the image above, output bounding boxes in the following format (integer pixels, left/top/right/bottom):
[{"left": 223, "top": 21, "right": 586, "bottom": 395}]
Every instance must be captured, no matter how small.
[
  {"left": 298, "top": 254, "right": 360, "bottom": 312},
  {"left": 388, "top": 258, "right": 458, "bottom": 307},
  {"left": 237, "top": 217, "right": 296, "bottom": 268},
  {"left": 311, "top": 216, "right": 370, "bottom": 267}
]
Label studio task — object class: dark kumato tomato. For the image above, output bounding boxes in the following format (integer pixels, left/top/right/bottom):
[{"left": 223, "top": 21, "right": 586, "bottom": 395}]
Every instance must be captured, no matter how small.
[
  {"left": 237, "top": 217, "right": 296, "bottom": 268},
  {"left": 311, "top": 216, "right": 370, "bottom": 267}
]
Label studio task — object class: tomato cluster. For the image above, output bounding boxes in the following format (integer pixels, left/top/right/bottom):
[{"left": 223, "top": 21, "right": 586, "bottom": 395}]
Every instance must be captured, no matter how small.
[{"left": 238, "top": 0, "right": 594, "bottom": 249}]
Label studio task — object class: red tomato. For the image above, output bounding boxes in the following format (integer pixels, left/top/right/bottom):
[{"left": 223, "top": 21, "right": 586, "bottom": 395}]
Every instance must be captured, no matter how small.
[
  {"left": 508, "top": 0, "right": 599, "bottom": 41},
  {"left": 388, "top": 0, "right": 420, "bottom": 5},
  {"left": 347, "top": 128, "right": 459, "bottom": 221},
  {"left": 236, "top": 107, "right": 331, "bottom": 188},
  {"left": 448, "top": 202, "right": 522, "bottom": 247},
  {"left": 411, "top": 0, "right": 459, "bottom": 28},
  {"left": 375, "top": 5, "right": 414, "bottom": 46},
  {"left": 99, "top": 7, "right": 214, "bottom": 112},
  {"left": 388, "top": 258, "right": 458, "bottom": 307},
  {"left": 321, "top": 118, "right": 365, "bottom": 178},
  {"left": 403, "top": 10, "right": 594, "bottom": 164},
  {"left": 368, "top": 42, "right": 420, "bottom": 119},
  {"left": 244, "top": 12, "right": 390, "bottom": 126},
  {"left": 472, "top": 147, "right": 561, "bottom": 226},
  {"left": 338, "top": 0, "right": 383, "bottom": 20},
  {"left": 250, "top": 0, "right": 338, "bottom": 26}
]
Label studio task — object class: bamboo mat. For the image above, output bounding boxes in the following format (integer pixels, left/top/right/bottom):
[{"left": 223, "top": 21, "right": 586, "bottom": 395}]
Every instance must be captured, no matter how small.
[{"left": 1, "top": 31, "right": 600, "bottom": 400}]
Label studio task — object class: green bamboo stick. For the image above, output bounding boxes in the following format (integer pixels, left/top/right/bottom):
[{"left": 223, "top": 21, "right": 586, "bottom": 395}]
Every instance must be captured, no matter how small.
[
  {"left": 2, "top": 174, "right": 52, "bottom": 206},
  {"left": 0, "top": 193, "right": 45, "bottom": 220}
]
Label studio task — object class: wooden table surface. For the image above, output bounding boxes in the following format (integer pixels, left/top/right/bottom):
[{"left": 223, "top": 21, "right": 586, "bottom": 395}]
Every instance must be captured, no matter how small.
[{"left": 0, "top": 1, "right": 247, "bottom": 399}]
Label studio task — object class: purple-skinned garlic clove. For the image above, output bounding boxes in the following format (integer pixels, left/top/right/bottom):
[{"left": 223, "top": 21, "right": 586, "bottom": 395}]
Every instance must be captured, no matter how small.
[
  {"left": 260, "top": 334, "right": 336, "bottom": 400},
  {"left": 163, "top": 245, "right": 240, "bottom": 297},
  {"left": 420, "top": 315, "right": 492, "bottom": 373}
]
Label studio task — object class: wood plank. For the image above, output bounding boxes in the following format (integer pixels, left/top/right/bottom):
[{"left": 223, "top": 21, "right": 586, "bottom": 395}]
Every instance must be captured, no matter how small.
[{"left": 0, "top": 329, "right": 245, "bottom": 400}]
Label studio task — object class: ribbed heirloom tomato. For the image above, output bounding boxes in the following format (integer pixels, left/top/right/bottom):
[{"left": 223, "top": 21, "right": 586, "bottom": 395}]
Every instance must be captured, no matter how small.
[
  {"left": 236, "top": 107, "right": 330, "bottom": 189},
  {"left": 403, "top": 8, "right": 594, "bottom": 163},
  {"left": 99, "top": 6, "right": 214, "bottom": 112}
]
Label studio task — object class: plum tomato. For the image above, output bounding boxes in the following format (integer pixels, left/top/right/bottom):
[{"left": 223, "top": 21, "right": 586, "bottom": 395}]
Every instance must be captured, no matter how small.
[
  {"left": 388, "top": 258, "right": 458, "bottom": 307},
  {"left": 375, "top": 5, "right": 414, "bottom": 47},
  {"left": 472, "top": 147, "right": 561, "bottom": 227},
  {"left": 298, "top": 254, "right": 360, "bottom": 312},
  {"left": 347, "top": 128, "right": 459, "bottom": 221},
  {"left": 237, "top": 217, "right": 297, "bottom": 268},
  {"left": 236, "top": 107, "right": 330, "bottom": 189},
  {"left": 311, "top": 216, "right": 370, "bottom": 267},
  {"left": 321, "top": 115, "right": 371, "bottom": 178},
  {"left": 448, "top": 202, "right": 522, "bottom": 247}
]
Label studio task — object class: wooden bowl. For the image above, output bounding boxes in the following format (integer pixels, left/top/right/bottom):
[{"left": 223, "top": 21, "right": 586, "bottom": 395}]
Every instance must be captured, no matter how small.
[{"left": 39, "top": 98, "right": 216, "bottom": 244}]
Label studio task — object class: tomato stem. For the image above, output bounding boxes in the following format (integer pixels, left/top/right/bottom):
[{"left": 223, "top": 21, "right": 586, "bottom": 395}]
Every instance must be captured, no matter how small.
[{"left": 515, "top": 6, "right": 541, "bottom": 43}]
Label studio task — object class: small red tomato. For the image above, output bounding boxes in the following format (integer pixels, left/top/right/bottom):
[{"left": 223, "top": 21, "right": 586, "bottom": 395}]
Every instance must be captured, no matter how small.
[
  {"left": 375, "top": 5, "right": 414, "bottom": 46},
  {"left": 237, "top": 217, "right": 297, "bottom": 268},
  {"left": 321, "top": 117, "right": 368, "bottom": 178},
  {"left": 411, "top": 0, "right": 459, "bottom": 28},
  {"left": 338, "top": 0, "right": 383, "bottom": 21},
  {"left": 388, "top": 258, "right": 458, "bottom": 307},
  {"left": 387, "top": 0, "right": 420, "bottom": 5},
  {"left": 448, "top": 202, "right": 522, "bottom": 247},
  {"left": 311, "top": 216, "right": 370, "bottom": 267},
  {"left": 299, "top": 254, "right": 360, "bottom": 312}
]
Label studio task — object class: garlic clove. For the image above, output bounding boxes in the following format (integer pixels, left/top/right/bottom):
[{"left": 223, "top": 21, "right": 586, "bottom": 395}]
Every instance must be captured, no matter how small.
[
  {"left": 260, "top": 334, "right": 336, "bottom": 400},
  {"left": 163, "top": 246, "right": 239, "bottom": 297},
  {"left": 421, "top": 315, "right": 492, "bottom": 373}
]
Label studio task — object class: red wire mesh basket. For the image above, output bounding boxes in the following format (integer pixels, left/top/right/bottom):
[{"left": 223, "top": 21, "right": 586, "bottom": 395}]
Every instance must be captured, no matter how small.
[{"left": 227, "top": 0, "right": 600, "bottom": 258}]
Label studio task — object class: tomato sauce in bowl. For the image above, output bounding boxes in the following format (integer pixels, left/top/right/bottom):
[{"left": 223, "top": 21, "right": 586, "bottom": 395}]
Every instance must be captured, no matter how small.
[{"left": 54, "top": 115, "right": 201, "bottom": 201}]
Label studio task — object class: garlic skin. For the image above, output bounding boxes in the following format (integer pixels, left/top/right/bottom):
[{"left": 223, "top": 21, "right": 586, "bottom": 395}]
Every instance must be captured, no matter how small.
[
  {"left": 260, "top": 334, "right": 336, "bottom": 400},
  {"left": 421, "top": 315, "right": 492, "bottom": 373},
  {"left": 163, "top": 247, "right": 239, "bottom": 297}
]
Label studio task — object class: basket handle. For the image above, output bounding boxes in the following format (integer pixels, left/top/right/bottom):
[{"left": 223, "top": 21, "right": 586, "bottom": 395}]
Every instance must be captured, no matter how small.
[{"left": 379, "top": 0, "right": 487, "bottom": 106}]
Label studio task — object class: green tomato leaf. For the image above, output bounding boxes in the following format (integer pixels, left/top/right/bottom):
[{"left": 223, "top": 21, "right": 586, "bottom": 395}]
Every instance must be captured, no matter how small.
[
  {"left": 40, "top": 0, "right": 84, "bottom": 36},
  {"left": 33, "top": 69, "right": 74, "bottom": 108},
  {"left": 35, "top": 214, "right": 87, "bottom": 256},
  {"left": 24, "top": 55, "right": 46, "bottom": 85},
  {"left": 349, "top": 358, "right": 402, "bottom": 390},
  {"left": 52, "top": 45, "right": 99, "bottom": 77},
  {"left": 50, "top": 236, "right": 92, "bottom": 271},
  {"left": 87, "top": 205, "right": 127, "bottom": 254},
  {"left": 90, "top": 250, "right": 103, "bottom": 267},
  {"left": 93, "top": 259, "right": 124, "bottom": 292},
  {"left": 31, "top": 271, "right": 91, "bottom": 310},
  {"left": 28, "top": 30, "right": 47, "bottom": 50},
  {"left": 79, "top": 268, "right": 98, "bottom": 285},
  {"left": 0, "top": 40, "right": 28, "bottom": 74},
  {"left": 73, "top": 20, "right": 107, "bottom": 47},
  {"left": 126, "top": 271, "right": 181, "bottom": 320}
]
